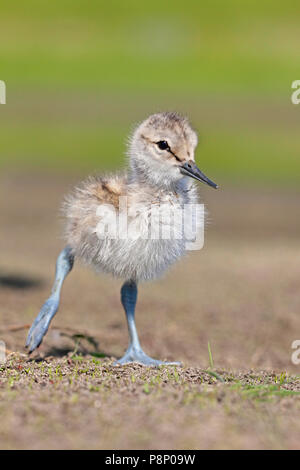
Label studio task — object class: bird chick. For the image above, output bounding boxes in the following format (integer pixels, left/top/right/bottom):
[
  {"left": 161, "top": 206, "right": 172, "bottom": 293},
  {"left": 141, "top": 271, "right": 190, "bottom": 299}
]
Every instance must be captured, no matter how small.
[{"left": 26, "top": 112, "right": 217, "bottom": 366}]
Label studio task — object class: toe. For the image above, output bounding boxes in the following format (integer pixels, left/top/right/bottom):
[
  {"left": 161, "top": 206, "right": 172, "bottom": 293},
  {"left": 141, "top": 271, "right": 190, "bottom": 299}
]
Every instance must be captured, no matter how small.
[
  {"left": 25, "top": 298, "right": 59, "bottom": 353},
  {"left": 114, "top": 350, "right": 181, "bottom": 367}
]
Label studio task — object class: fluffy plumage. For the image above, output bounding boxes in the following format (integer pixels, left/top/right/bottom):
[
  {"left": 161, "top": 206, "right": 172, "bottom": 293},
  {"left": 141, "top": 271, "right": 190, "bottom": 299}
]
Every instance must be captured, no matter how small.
[
  {"left": 26, "top": 112, "right": 217, "bottom": 364},
  {"left": 63, "top": 112, "right": 202, "bottom": 282}
]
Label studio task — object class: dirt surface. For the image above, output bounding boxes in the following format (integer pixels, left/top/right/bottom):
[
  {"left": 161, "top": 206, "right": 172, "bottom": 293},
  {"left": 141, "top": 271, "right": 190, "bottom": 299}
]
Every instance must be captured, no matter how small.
[
  {"left": 1, "top": 353, "right": 300, "bottom": 450},
  {"left": 0, "top": 173, "right": 300, "bottom": 449}
]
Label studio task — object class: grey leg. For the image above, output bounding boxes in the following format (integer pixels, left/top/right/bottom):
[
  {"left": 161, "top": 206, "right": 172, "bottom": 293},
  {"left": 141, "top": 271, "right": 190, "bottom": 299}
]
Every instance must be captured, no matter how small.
[
  {"left": 25, "top": 246, "right": 74, "bottom": 353},
  {"left": 114, "top": 280, "right": 181, "bottom": 367}
]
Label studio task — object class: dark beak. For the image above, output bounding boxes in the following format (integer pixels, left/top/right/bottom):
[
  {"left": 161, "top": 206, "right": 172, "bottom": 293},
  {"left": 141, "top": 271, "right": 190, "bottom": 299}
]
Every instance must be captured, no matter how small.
[{"left": 180, "top": 161, "right": 218, "bottom": 189}]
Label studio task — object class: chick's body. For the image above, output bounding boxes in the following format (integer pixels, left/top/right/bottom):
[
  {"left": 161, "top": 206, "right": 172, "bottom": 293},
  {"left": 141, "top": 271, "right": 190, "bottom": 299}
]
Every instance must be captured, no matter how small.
[
  {"left": 26, "top": 112, "right": 217, "bottom": 366},
  {"left": 63, "top": 172, "right": 198, "bottom": 282}
]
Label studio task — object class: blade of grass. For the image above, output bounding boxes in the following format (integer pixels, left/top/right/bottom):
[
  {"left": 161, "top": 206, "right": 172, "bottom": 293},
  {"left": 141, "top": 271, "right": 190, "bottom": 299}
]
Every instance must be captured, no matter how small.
[{"left": 208, "top": 341, "right": 214, "bottom": 369}]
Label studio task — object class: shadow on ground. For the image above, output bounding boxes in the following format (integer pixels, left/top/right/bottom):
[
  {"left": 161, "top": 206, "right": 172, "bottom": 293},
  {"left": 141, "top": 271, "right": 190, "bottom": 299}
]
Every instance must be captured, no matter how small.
[{"left": 0, "top": 274, "right": 43, "bottom": 290}]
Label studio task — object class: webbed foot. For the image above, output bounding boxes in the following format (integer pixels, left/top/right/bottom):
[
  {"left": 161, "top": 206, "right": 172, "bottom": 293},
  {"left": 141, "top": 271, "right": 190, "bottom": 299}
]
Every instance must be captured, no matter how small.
[
  {"left": 114, "top": 346, "right": 181, "bottom": 367},
  {"left": 25, "top": 296, "right": 59, "bottom": 353}
]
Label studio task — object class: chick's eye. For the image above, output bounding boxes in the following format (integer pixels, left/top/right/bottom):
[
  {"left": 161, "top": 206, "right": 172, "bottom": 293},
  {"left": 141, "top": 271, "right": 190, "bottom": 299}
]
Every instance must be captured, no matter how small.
[{"left": 156, "top": 140, "right": 169, "bottom": 150}]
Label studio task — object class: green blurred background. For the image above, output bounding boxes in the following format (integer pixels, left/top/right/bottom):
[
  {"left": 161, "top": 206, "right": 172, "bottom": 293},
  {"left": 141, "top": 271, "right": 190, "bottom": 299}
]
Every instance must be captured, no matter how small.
[{"left": 0, "top": 0, "right": 299, "bottom": 186}]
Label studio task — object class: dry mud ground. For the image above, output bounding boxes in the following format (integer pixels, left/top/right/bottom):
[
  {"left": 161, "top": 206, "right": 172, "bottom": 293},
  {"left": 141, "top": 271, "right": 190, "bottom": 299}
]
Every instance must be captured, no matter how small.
[{"left": 0, "top": 173, "right": 300, "bottom": 449}]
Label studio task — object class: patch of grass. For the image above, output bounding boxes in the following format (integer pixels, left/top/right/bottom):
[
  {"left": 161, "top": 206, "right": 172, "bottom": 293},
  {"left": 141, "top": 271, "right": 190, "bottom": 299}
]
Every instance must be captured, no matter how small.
[
  {"left": 0, "top": 1, "right": 299, "bottom": 185},
  {"left": 232, "top": 383, "right": 300, "bottom": 402},
  {"left": 0, "top": 1, "right": 299, "bottom": 95}
]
